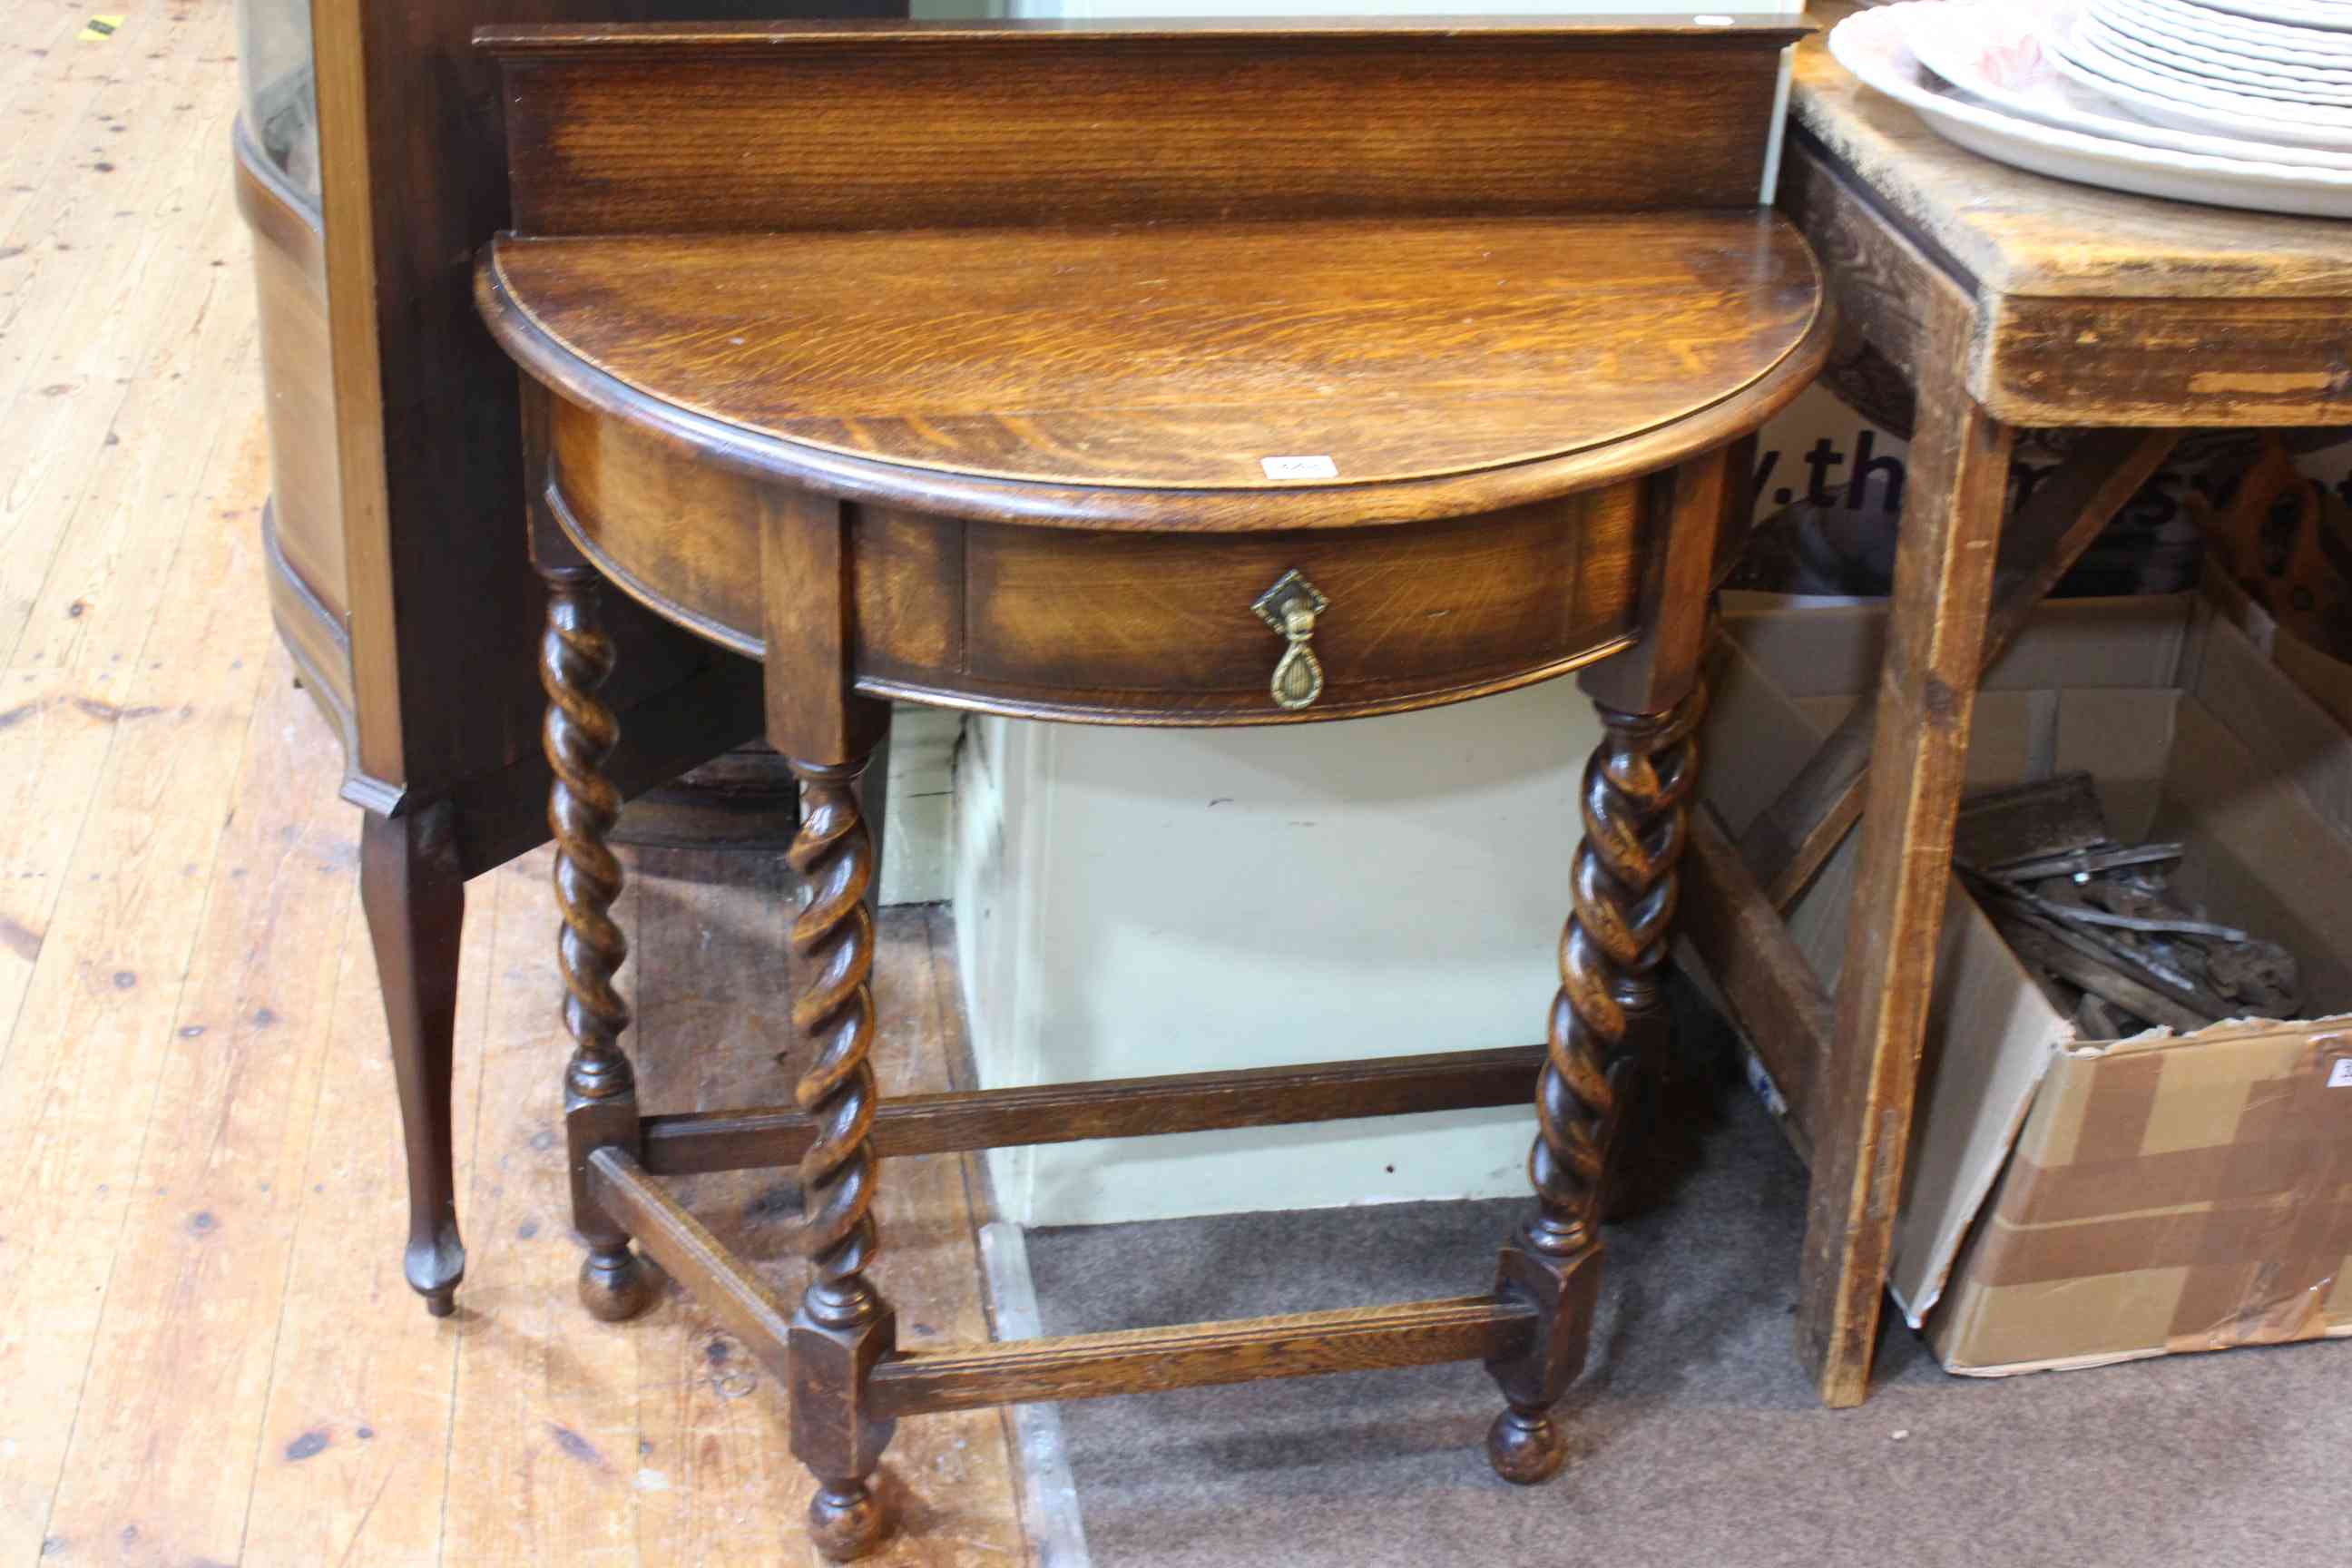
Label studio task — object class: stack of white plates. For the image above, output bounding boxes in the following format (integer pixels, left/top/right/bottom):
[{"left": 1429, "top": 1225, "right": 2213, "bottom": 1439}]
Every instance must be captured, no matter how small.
[
  {"left": 1829, "top": 1, "right": 2352, "bottom": 216},
  {"left": 2053, "top": 0, "right": 2352, "bottom": 149}
]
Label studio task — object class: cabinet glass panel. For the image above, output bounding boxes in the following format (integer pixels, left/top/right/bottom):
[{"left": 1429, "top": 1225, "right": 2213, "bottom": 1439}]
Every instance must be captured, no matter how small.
[{"left": 236, "top": 0, "right": 320, "bottom": 205}]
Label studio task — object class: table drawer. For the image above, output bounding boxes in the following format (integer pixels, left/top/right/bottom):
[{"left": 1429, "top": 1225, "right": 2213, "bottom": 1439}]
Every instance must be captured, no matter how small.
[{"left": 853, "top": 485, "right": 1648, "bottom": 723}]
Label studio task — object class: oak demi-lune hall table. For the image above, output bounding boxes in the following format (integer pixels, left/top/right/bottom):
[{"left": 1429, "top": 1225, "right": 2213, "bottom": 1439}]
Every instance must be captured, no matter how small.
[{"left": 470, "top": 16, "right": 1827, "bottom": 1559}]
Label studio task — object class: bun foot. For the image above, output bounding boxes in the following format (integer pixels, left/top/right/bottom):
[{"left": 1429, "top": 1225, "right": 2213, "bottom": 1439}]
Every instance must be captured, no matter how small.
[
  {"left": 1486, "top": 1406, "right": 1568, "bottom": 1485},
  {"left": 577, "top": 1243, "right": 657, "bottom": 1322},
  {"left": 808, "top": 1480, "right": 891, "bottom": 1562},
  {"left": 406, "top": 1230, "right": 465, "bottom": 1320}
]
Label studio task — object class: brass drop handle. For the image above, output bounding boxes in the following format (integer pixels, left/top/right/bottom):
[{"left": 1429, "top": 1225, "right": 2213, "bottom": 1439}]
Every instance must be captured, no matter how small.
[{"left": 1252, "top": 569, "right": 1329, "bottom": 711}]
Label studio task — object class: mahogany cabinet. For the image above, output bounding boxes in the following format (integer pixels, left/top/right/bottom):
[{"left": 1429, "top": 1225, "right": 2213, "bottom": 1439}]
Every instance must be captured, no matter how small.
[{"left": 231, "top": 0, "right": 900, "bottom": 1314}]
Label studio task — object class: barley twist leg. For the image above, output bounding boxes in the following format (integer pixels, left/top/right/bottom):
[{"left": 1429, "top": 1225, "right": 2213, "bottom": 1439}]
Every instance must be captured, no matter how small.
[
  {"left": 785, "top": 755, "right": 897, "bottom": 1561},
  {"left": 543, "top": 565, "right": 653, "bottom": 1322},
  {"left": 1487, "top": 690, "right": 1701, "bottom": 1483}
]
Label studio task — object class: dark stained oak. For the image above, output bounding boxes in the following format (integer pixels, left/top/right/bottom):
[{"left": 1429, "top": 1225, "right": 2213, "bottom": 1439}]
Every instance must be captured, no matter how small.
[
  {"left": 586, "top": 1147, "right": 795, "bottom": 1384},
  {"left": 487, "top": 218, "right": 1824, "bottom": 498},
  {"left": 869, "top": 1297, "right": 1538, "bottom": 1419},
  {"left": 638, "top": 1044, "right": 1549, "bottom": 1176},
  {"left": 236, "top": 0, "right": 895, "bottom": 1322},
  {"left": 357, "top": 801, "right": 467, "bottom": 1318},
  {"left": 470, "top": 17, "right": 1821, "bottom": 1557},
  {"left": 494, "top": 256, "right": 1830, "bottom": 534},
  {"left": 538, "top": 556, "right": 661, "bottom": 1323},
  {"left": 483, "top": 18, "right": 1805, "bottom": 237},
  {"left": 587, "top": 1143, "right": 1537, "bottom": 1417},
  {"left": 478, "top": 214, "right": 1828, "bottom": 730}
]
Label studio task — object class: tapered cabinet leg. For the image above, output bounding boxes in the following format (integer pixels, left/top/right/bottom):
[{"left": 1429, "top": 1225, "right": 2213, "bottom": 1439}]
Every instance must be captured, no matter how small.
[
  {"left": 785, "top": 752, "right": 898, "bottom": 1562},
  {"left": 1486, "top": 691, "right": 1700, "bottom": 1483},
  {"left": 359, "top": 800, "right": 467, "bottom": 1318},
  {"left": 542, "top": 564, "right": 656, "bottom": 1323}
]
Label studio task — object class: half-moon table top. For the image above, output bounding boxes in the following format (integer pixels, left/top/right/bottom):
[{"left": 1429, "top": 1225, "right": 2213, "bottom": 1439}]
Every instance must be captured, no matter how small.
[{"left": 482, "top": 210, "right": 1827, "bottom": 529}]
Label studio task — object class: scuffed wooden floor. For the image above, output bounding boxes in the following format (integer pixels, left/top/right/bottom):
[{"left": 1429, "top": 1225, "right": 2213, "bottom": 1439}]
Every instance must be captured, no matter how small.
[{"left": 0, "top": 4, "right": 1028, "bottom": 1563}]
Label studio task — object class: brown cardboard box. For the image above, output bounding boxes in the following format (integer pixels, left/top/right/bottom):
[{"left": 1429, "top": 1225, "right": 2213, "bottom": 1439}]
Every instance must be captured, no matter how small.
[{"left": 1695, "top": 584, "right": 2352, "bottom": 1376}]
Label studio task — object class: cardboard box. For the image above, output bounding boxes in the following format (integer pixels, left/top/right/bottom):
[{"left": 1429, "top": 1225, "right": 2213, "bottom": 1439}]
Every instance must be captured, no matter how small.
[{"left": 1699, "top": 585, "right": 2352, "bottom": 1376}]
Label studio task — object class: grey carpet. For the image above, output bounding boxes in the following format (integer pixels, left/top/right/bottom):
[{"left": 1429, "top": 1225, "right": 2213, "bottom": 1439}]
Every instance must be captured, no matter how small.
[{"left": 1024, "top": 1006, "right": 2350, "bottom": 1568}]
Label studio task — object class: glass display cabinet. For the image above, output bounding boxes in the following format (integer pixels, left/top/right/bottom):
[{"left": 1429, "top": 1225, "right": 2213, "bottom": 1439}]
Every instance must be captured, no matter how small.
[{"left": 230, "top": 0, "right": 898, "bottom": 1318}]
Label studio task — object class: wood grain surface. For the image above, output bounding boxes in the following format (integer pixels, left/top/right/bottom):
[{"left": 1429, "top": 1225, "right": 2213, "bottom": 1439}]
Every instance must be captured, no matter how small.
[
  {"left": 639, "top": 1044, "right": 1547, "bottom": 1175},
  {"left": 872, "top": 1295, "right": 1537, "bottom": 1417},
  {"left": 540, "top": 397, "right": 1652, "bottom": 725},
  {"left": 233, "top": 131, "right": 345, "bottom": 624},
  {"left": 1799, "top": 304, "right": 2014, "bottom": 1410},
  {"left": 488, "top": 20, "right": 1802, "bottom": 236},
  {"left": 493, "top": 216, "right": 1823, "bottom": 496}
]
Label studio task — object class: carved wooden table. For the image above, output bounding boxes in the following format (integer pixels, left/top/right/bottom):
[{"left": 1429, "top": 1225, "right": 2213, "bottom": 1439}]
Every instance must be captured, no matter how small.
[
  {"left": 1681, "top": 4, "right": 2352, "bottom": 1413},
  {"left": 474, "top": 17, "right": 1823, "bottom": 1558}
]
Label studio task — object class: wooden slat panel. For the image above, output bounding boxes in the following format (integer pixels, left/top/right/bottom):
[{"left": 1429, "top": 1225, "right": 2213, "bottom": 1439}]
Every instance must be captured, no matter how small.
[
  {"left": 1676, "top": 808, "right": 1832, "bottom": 1162},
  {"left": 1777, "top": 125, "right": 1969, "bottom": 384},
  {"left": 588, "top": 1149, "right": 796, "bottom": 1381},
  {"left": 491, "top": 24, "right": 1801, "bottom": 236},
  {"left": 640, "top": 1044, "right": 1545, "bottom": 1175},
  {"left": 1980, "top": 295, "right": 2352, "bottom": 426},
  {"left": 870, "top": 1295, "right": 1537, "bottom": 1418}
]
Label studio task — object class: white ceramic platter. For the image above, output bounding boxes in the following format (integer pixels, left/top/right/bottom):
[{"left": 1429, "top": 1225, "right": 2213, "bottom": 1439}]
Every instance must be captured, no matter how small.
[
  {"left": 1898, "top": 2, "right": 2352, "bottom": 168},
  {"left": 2088, "top": 5, "right": 2352, "bottom": 93},
  {"left": 2043, "top": 12, "right": 2352, "bottom": 147},
  {"left": 2108, "top": 0, "right": 2352, "bottom": 63},
  {"left": 1828, "top": 5, "right": 2352, "bottom": 216},
  {"left": 2195, "top": 0, "right": 2352, "bottom": 31},
  {"left": 2088, "top": 12, "right": 2352, "bottom": 101}
]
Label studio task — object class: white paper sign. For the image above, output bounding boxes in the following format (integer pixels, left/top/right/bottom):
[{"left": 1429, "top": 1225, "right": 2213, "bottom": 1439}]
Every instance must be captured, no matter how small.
[
  {"left": 1260, "top": 455, "right": 1338, "bottom": 480},
  {"left": 2328, "top": 1057, "right": 2352, "bottom": 1089}
]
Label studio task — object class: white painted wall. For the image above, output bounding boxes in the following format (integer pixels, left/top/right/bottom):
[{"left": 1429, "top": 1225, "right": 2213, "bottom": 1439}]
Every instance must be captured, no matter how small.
[{"left": 955, "top": 689, "right": 1604, "bottom": 1226}]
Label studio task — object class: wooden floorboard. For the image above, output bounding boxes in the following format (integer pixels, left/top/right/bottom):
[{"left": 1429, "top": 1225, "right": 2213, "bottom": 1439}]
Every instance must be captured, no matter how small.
[{"left": 0, "top": 6, "right": 1029, "bottom": 1562}]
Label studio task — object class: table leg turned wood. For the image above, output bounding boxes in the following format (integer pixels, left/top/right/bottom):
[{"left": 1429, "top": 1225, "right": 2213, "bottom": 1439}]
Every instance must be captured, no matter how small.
[
  {"left": 785, "top": 751, "right": 899, "bottom": 1562},
  {"left": 1487, "top": 691, "right": 1701, "bottom": 1481},
  {"left": 541, "top": 563, "right": 657, "bottom": 1322},
  {"left": 1485, "top": 450, "right": 1724, "bottom": 1479},
  {"left": 1794, "top": 354, "right": 2014, "bottom": 1407},
  {"left": 358, "top": 800, "right": 466, "bottom": 1318}
]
